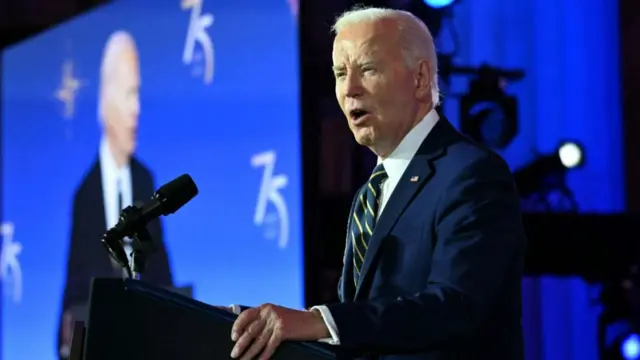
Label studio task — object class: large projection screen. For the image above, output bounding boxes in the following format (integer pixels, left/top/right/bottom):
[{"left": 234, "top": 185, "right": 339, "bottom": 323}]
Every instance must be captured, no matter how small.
[{"left": 1, "top": 0, "right": 301, "bottom": 358}]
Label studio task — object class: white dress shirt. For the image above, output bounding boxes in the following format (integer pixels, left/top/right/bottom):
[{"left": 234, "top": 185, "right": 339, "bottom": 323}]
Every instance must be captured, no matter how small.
[
  {"left": 99, "top": 138, "right": 134, "bottom": 272},
  {"left": 311, "top": 109, "right": 440, "bottom": 345}
]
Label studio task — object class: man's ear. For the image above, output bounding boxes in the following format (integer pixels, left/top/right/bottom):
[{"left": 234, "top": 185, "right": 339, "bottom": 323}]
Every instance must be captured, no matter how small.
[
  {"left": 98, "top": 86, "right": 106, "bottom": 123},
  {"left": 415, "top": 60, "right": 431, "bottom": 96}
]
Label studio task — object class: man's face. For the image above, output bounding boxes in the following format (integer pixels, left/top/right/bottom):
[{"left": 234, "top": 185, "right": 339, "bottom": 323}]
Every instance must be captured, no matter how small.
[
  {"left": 102, "top": 48, "right": 140, "bottom": 158},
  {"left": 333, "top": 20, "right": 424, "bottom": 155}
]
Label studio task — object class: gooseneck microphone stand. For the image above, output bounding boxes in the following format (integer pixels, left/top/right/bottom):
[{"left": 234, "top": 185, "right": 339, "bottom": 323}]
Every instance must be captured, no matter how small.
[
  {"left": 129, "top": 228, "right": 153, "bottom": 280},
  {"left": 101, "top": 205, "right": 158, "bottom": 281}
]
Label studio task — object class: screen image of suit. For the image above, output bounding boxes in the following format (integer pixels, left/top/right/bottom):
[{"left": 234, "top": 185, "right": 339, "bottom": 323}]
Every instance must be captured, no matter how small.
[
  {"left": 58, "top": 155, "right": 173, "bottom": 357},
  {"left": 1, "top": 0, "right": 301, "bottom": 359},
  {"left": 325, "top": 112, "right": 526, "bottom": 359},
  {"left": 54, "top": 28, "right": 175, "bottom": 358}
]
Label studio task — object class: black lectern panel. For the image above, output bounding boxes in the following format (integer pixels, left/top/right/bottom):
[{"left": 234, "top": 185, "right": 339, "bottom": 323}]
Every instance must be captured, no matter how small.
[{"left": 83, "top": 278, "right": 335, "bottom": 360}]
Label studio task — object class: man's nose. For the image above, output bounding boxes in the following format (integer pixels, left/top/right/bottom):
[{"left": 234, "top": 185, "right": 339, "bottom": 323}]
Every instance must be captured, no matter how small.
[{"left": 344, "top": 73, "right": 364, "bottom": 98}]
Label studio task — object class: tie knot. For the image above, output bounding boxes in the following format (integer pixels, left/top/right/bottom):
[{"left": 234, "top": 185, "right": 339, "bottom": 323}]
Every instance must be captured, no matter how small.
[{"left": 368, "top": 163, "right": 387, "bottom": 188}]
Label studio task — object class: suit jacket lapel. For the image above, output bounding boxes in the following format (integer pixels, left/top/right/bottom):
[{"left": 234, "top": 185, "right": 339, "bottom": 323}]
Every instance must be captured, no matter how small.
[
  {"left": 354, "top": 119, "right": 457, "bottom": 299},
  {"left": 341, "top": 186, "right": 361, "bottom": 301},
  {"left": 130, "top": 160, "right": 144, "bottom": 205},
  {"left": 341, "top": 241, "right": 355, "bottom": 301},
  {"left": 92, "top": 159, "right": 108, "bottom": 233}
]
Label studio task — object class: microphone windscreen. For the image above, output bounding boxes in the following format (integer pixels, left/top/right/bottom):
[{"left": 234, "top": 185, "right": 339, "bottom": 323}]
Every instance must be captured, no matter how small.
[{"left": 155, "top": 174, "right": 199, "bottom": 215}]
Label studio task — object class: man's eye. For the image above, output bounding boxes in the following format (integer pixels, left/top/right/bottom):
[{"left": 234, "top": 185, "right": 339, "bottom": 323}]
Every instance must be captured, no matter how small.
[{"left": 335, "top": 72, "right": 346, "bottom": 79}]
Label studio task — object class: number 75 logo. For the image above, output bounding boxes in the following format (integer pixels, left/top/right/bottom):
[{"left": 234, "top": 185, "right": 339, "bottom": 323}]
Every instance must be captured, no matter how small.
[
  {"left": 182, "top": 0, "right": 215, "bottom": 84},
  {"left": 1, "top": 222, "right": 22, "bottom": 304},
  {"left": 251, "top": 151, "right": 289, "bottom": 249}
]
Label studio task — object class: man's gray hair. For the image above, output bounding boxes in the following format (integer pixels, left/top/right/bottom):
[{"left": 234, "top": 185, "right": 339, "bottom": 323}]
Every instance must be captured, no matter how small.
[
  {"left": 98, "top": 30, "right": 137, "bottom": 121},
  {"left": 332, "top": 7, "right": 441, "bottom": 106}
]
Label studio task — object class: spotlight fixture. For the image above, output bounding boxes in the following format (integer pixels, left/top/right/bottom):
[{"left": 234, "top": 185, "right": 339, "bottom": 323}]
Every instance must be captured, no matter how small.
[
  {"left": 600, "top": 319, "right": 640, "bottom": 360},
  {"left": 599, "top": 262, "right": 640, "bottom": 360},
  {"left": 459, "top": 65, "right": 524, "bottom": 150},
  {"left": 422, "top": 0, "right": 458, "bottom": 9},
  {"left": 557, "top": 141, "right": 584, "bottom": 169},
  {"left": 513, "top": 141, "right": 584, "bottom": 212},
  {"left": 622, "top": 334, "right": 640, "bottom": 360}
]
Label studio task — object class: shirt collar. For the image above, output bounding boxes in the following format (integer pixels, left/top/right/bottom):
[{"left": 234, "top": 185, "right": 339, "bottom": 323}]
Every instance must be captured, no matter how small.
[
  {"left": 100, "top": 137, "right": 130, "bottom": 182},
  {"left": 378, "top": 109, "right": 439, "bottom": 182}
]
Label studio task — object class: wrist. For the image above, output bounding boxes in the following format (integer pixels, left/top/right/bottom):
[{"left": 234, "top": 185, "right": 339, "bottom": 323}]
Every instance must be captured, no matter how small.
[{"left": 308, "top": 309, "right": 330, "bottom": 339}]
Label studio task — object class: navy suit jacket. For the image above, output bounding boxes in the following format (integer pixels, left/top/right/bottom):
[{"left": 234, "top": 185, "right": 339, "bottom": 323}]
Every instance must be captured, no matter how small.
[{"left": 327, "top": 119, "right": 526, "bottom": 360}]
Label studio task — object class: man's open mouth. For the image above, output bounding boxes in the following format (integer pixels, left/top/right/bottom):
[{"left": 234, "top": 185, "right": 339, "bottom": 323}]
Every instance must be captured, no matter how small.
[{"left": 349, "top": 109, "right": 369, "bottom": 121}]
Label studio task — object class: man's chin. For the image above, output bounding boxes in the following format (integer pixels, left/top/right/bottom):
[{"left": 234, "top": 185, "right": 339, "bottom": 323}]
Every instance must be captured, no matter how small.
[
  {"left": 126, "top": 143, "right": 137, "bottom": 157},
  {"left": 353, "top": 130, "right": 375, "bottom": 147}
]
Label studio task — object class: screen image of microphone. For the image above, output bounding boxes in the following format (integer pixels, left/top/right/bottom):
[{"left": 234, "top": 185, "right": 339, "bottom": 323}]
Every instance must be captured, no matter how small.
[
  {"left": 112, "top": 174, "right": 198, "bottom": 238},
  {"left": 154, "top": 174, "right": 199, "bottom": 215},
  {"left": 102, "top": 228, "right": 132, "bottom": 275},
  {"left": 101, "top": 174, "right": 199, "bottom": 273}
]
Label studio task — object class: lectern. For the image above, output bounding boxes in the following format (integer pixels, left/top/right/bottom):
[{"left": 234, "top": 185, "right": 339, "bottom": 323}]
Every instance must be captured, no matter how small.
[{"left": 70, "top": 278, "right": 336, "bottom": 360}]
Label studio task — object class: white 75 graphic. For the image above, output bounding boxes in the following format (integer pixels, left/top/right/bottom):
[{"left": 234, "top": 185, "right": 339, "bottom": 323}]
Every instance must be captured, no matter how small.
[{"left": 251, "top": 151, "right": 290, "bottom": 249}]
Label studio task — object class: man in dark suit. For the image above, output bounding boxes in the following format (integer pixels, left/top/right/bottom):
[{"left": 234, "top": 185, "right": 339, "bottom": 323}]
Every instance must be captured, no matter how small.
[
  {"left": 57, "top": 31, "right": 173, "bottom": 359},
  {"left": 226, "top": 7, "right": 526, "bottom": 360}
]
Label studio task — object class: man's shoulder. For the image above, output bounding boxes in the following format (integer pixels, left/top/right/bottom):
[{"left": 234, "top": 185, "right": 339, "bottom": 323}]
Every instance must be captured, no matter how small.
[
  {"left": 73, "top": 159, "right": 101, "bottom": 202},
  {"left": 130, "top": 156, "right": 155, "bottom": 182},
  {"left": 418, "top": 117, "right": 505, "bottom": 172},
  {"left": 436, "top": 135, "right": 512, "bottom": 184},
  {"left": 129, "top": 156, "right": 158, "bottom": 197},
  {"left": 446, "top": 132, "right": 500, "bottom": 162}
]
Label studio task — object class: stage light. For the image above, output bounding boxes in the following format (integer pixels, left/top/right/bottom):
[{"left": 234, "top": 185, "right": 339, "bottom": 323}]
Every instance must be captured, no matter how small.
[
  {"left": 423, "top": 0, "right": 457, "bottom": 9},
  {"left": 622, "top": 334, "right": 640, "bottom": 360},
  {"left": 558, "top": 141, "right": 584, "bottom": 169},
  {"left": 460, "top": 65, "right": 524, "bottom": 150},
  {"left": 602, "top": 325, "right": 640, "bottom": 360},
  {"left": 514, "top": 141, "right": 585, "bottom": 194},
  {"left": 513, "top": 141, "right": 584, "bottom": 212},
  {"left": 514, "top": 154, "right": 564, "bottom": 197}
]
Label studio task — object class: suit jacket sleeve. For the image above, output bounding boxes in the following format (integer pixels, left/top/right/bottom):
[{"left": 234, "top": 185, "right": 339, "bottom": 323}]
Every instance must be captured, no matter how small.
[
  {"left": 324, "top": 154, "right": 526, "bottom": 354},
  {"left": 61, "top": 196, "right": 91, "bottom": 314},
  {"left": 58, "top": 195, "right": 92, "bottom": 357}
]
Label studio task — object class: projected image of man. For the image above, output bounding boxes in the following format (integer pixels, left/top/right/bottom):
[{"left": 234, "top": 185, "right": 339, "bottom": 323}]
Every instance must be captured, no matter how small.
[{"left": 57, "top": 31, "right": 174, "bottom": 359}]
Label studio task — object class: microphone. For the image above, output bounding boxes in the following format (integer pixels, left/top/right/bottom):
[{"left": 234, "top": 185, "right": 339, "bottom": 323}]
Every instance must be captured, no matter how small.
[{"left": 102, "top": 174, "right": 199, "bottom": 272}]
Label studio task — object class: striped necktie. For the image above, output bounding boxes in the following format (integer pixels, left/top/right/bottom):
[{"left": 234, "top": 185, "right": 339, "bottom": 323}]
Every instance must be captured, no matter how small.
[{"left": 351, "top": 163, "right": 387, "bottom": 285}]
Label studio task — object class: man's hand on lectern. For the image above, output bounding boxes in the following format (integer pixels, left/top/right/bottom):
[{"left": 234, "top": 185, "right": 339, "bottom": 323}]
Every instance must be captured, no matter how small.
[{"left": 229, "top": 304, "right": 329, "bottom": 360}]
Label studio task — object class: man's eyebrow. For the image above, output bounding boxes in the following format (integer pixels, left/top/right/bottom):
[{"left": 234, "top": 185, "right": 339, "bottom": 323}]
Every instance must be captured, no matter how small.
[
  {"left": 358, "top": 61, "right": 376, "bottom": 67},
  {"left": 332, "top": 65, "right": 345, "bottom": 73}
]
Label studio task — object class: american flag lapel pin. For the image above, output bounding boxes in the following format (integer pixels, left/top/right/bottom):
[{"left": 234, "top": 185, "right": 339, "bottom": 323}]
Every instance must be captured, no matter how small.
[{"left": 410, "top": 176, "right": 419, "bottom": 182}]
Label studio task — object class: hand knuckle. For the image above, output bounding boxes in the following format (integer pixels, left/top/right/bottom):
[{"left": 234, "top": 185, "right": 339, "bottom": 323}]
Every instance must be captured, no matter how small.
[
  {"left": 273, "top": 331, "right": 284, "bottom": 342},
  {"left": 272, "top": 326, "right": 284, "bottom": 339},
  {"left": 256, "top": 332, "right": 268, "bottom": 343},
  {"left": 252, "top": 323, "right": 264, "bottom": 335},
  {"left": 236, "top": 312, "right": 247, "bottom": 323}
]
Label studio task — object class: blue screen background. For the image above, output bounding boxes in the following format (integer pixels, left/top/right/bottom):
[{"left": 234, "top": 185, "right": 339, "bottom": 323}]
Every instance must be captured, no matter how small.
[{"left": 1, "top": 0, "right": 301, "bottom": 358}]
